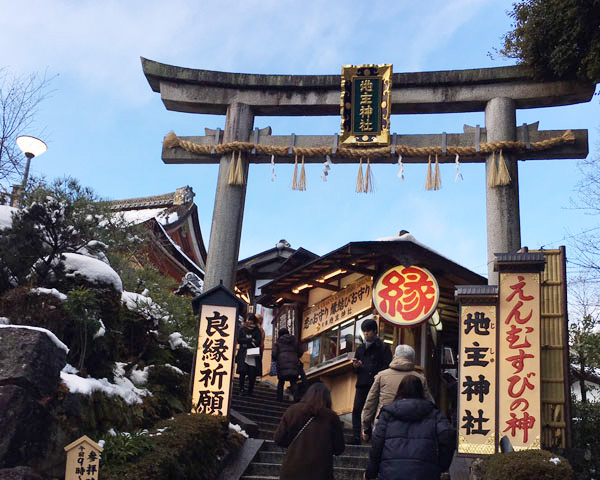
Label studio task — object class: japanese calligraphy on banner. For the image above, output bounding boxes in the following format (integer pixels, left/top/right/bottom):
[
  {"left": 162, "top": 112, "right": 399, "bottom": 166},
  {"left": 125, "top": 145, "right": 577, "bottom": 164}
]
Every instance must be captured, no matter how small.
[
  {"left": 458, "top": 305, "right": 496, "bottom": 455},
  {"left": 301, "top": 276, "right": 372, "bottom": 341},
  {"left": 373, "top": 265, "right": 439, "bottom": 327},
  {"left": 498, "top": 273, "right": 541, "bottom": 450},
  {"left": 340, "top": 64, "right": 392, "bottom": 146},
  {"left": 192, "top": 304, "right": 236, "bottom": 415},
  {"left": 64, "top": 435, "right": 102, "bottom": 480}
]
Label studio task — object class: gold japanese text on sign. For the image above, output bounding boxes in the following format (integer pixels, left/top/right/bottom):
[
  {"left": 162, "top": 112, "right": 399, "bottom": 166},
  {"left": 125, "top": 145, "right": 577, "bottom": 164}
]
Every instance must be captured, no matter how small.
[
  {"left": 373, "top": 265, "right": 439, "bottom": 327},
  {"left": 301, "top": 276, "right": 372, "bottom": 341},
  {"left": 192, "top": 304, "right": 236, "bottom": 415},
  {"left": 458, "top": 305, "right": 497, "bottom": 455},
  {"left": 498, "top": 273, "right": 541, "bottom": 451},
  {"left": 64, "top": 435, "right": 102, "bottom": 480},
  {"left": 340, "top": 64, "right": 392, "bottom": 146}
]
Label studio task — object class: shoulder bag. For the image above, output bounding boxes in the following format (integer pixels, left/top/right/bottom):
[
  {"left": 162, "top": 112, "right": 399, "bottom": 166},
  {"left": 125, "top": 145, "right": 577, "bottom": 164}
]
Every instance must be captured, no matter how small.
[{"left": 288, "top": 416, "right": 314, "bottom": 448}]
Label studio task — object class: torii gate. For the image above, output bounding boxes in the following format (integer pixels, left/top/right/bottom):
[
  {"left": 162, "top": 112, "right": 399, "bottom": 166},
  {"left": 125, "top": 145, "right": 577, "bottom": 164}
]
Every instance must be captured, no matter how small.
[{"left": 142, "top": 59, "right": 594, "bottom": 288}]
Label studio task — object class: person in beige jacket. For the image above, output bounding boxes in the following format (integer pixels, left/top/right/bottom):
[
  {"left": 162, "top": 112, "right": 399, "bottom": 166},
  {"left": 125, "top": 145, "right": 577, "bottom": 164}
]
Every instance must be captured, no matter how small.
[{"left": 361, "top": 344, "right": 433, "bottom": 440}]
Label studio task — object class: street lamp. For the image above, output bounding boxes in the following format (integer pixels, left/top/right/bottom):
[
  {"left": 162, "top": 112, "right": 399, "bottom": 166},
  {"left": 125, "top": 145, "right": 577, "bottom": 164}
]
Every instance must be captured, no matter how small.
[{"left": 16, "top": 135, "right": 47, "bottom": 189}]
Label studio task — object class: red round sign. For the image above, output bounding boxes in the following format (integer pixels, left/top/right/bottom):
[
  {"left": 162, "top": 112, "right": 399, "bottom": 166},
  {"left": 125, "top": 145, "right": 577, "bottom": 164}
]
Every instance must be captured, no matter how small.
[{"left": 373, "top": 265, "right": 439, "bottom": 326}]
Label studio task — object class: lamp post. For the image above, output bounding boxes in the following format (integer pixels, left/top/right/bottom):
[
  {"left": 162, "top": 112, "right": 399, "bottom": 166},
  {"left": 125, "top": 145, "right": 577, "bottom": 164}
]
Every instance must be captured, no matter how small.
[{"left": 16, "top": 135, "right": 47, "bottom": 206}]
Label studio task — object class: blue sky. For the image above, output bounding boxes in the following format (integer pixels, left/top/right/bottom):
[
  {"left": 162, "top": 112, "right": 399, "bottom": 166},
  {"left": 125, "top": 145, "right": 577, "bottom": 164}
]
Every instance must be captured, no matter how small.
[{"left": 1, "top": 0, "right": 598, "bottom": 278}]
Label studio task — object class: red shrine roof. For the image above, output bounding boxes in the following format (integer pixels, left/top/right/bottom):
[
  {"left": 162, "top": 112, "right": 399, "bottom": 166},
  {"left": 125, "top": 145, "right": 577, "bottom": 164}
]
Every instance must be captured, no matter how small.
[{"left": 105, "top": 186, "right": 206, "bottom": 281}]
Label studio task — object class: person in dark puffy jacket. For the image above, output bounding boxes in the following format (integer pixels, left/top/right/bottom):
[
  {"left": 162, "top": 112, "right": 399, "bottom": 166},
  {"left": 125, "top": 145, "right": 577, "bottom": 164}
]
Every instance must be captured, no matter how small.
[
  {"left": 365, "top": 374, "right": 455, "bottom": 480},
  {"left": 272, "top": 327, "right": 303, "bottom": 401}
]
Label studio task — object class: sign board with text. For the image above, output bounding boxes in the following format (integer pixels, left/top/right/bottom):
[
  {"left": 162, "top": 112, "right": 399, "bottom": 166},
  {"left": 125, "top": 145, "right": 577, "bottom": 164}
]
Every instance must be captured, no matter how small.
[
  {"left": 373, "top": 265, "right": 439, "bottom": 327},
  {"left": 301, "top": 276, "right": 372, "bottom": 341},
  {"left": 340, "top": 64, "right": 392, "bottom": 146},
  {"left": 64, "top": 435, "right": 102, "bottom": 480},
  {"left": 458, "top": 304, "right": 497, "bottom": 455},
  {"left": 498, "top": 272, "right": 542, "bottom": 450}
]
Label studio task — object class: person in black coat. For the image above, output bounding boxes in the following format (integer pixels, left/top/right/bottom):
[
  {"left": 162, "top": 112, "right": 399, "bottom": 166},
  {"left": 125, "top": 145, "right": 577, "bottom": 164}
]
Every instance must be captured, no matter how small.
[
  {"left": 272, "top": 327, "right": 303, "bottom": 401},
  {"left": 365, "top": 374, "right": 456, "bottom": 480},
  {"left": 235, "top": 314, "right": 263, "bottom": 396},
  {"left": 350, "top": 318, "right": 392, "bottom": 444}
]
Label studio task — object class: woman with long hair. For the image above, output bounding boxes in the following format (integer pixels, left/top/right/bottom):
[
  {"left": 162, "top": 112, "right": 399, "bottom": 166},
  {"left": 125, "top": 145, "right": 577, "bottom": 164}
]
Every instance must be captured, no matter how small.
[
  {"left": 274, "top": 383, "right": 345, "bottom": 480},
  {"left": 364, "top": 374, "right": 455, "bottom": 480}
]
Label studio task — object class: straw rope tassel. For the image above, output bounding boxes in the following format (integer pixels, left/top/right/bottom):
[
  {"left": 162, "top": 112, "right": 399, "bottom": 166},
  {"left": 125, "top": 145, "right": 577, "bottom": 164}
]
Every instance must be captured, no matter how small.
[
  {"left": 496, "top": 149, "right": 511, "bottom": 186},
  {"left": 487, "top": 151, "right": 498, "bottom": 188},
  {"left": 233, "top": 151, "right": 245, "bottom": 185},
  {"left": 356, "top": 158, "right": 364, "bottom": 193},
  {"left": 364, "top": 158, "right": 374, "bottom": 193},
  {"left": 227, "top": 151, "right": 237, "bottom": 185},
  {"left": 425, "top": 155, "right": 434, "bottom": 190},
  {"left": 163, "top": 131, "right": 180, "bottom": 149},
  {"left": 299, "top": 156, "right": 307, "bottom": 191},
  {"left": 292, "top": 155, "right": 299, "bottom": 190},
  {"left": 433, "top": 154, "right": 441, "bottom": 190}
]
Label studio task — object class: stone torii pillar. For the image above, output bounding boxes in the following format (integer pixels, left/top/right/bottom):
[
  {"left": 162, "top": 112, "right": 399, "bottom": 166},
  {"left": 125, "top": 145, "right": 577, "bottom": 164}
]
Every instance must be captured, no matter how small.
[
  {"left": 142, "top": 59, "right": 594, "bottom": 287},
  {"left": 203, "top": 103, "right": 254, "bottom": 290},
  {"left": 486, "top": 97, "right": 519, "bottom": 284}
]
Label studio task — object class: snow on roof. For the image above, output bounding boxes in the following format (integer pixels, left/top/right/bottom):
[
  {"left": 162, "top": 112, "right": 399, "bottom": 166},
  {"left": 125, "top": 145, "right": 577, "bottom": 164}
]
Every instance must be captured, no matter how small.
[
  {"left": 0, "top": 324, "right": 69, "bottom": 353},
  {"left": 114, "top": 208, "right": 166, "bottom": 225},
  {"left": 0, "top": 205, "right": 17, "bottom": 230},
  {"left": 60, "top": 362, "right": 151, "bottom": 405},
  {"left": 375, "top": 232, "right": 450, "bottom": 262},
  {"left": 61, "top": 253, "right": 123, "bottom": 293}
]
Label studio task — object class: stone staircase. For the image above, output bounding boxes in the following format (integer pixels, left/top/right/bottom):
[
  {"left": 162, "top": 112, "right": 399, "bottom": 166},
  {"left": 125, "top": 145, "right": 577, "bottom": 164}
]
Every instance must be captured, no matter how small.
[{"left": 231, "top": 381, "right": 370, "bottom": 480}]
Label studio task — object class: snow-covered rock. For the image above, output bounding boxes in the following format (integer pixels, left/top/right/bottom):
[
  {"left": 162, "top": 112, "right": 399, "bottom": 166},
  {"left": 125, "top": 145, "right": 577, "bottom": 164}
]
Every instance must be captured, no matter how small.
[
  {"left": 60, "top": 253, "right": 123, "bottom": 292},
  {"left": 0, "top": 324, "right": 69, "bottom": 353}
]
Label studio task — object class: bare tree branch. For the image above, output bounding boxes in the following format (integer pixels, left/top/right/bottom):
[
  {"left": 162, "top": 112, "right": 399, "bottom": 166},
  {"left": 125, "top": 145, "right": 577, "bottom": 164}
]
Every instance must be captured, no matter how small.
[{"left": 0, "top": 68, "right": 54, "bottom": 196}]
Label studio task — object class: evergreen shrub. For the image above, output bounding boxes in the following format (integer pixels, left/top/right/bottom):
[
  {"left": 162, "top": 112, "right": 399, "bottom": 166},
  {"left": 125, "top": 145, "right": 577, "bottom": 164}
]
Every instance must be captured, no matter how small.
[
  {"left": 483, "top": 449, "right": 573, "bottom": 480},
  {"left": 101, "top": 413, "right": 244, "bottom": 480}
]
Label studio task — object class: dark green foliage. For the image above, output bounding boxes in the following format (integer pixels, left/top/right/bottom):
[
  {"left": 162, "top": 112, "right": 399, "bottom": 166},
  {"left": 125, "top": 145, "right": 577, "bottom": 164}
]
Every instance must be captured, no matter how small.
[
  {"left": 146, "top": 365, "right": 190, "bottom": 416},
  {"left": 570, "top": 314, "right": 600, "bottom": 403},
  {"left": 499, "top": 0, "right": 600, "bottom": 82},
  {"left": 570, "top": 399, "right": 600, "bottom": 478},
  {"left": 101, "top": 414, "right": 243, "bottom": 480},
  {"left": 101, "top": 431, "right": 155, "bottom": 465},
  {"left": 483, "top": 449, "right": 573, "bottom": 479}
]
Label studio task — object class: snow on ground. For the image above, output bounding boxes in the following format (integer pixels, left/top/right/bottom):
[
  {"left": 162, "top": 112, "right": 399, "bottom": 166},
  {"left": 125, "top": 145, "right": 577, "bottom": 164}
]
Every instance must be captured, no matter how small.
[
  {"left": 229, "top": 423, "right": 249, "bottom": 439},
  {"left": 93, "top": 320, "right": 106, "bottom": 339},
  {"left": 164, "top": 364, "right": 183, "bottom": 375},
  {"left": 62, "top": 363, "right": 79, "bottom": 374},
  {"left": 168, "top": 332, "right": 190, "bottom": 350},
  {"left": 0, "top": 205, "right": 17, "bottom": 230},
  {"left": 549, "top": 457, "right": 561, "bottom": 465},
  {"left": 60, "top": 253, "right": 123, "bottom": 292},
  {"left": 0, "top": 324, "right": 69, "bottom": 353},
  {"left": 0, "top": 317, "right": 9, "bottom": 325},
  {"left": 31, "top": 287, "right": 68, "bottom": 301},
  {"left": 61, "top": 362, "right": 151, "bottom": 405},
  {"left": 130, "top": 365, "right": 150, "bottom": 385}
]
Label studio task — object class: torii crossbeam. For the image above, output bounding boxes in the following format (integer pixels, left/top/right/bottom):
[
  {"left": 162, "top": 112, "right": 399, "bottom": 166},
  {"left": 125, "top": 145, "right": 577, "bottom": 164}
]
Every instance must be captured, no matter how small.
[{"left": 142, "top": 58, "right": 594, "bottom": 286}]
